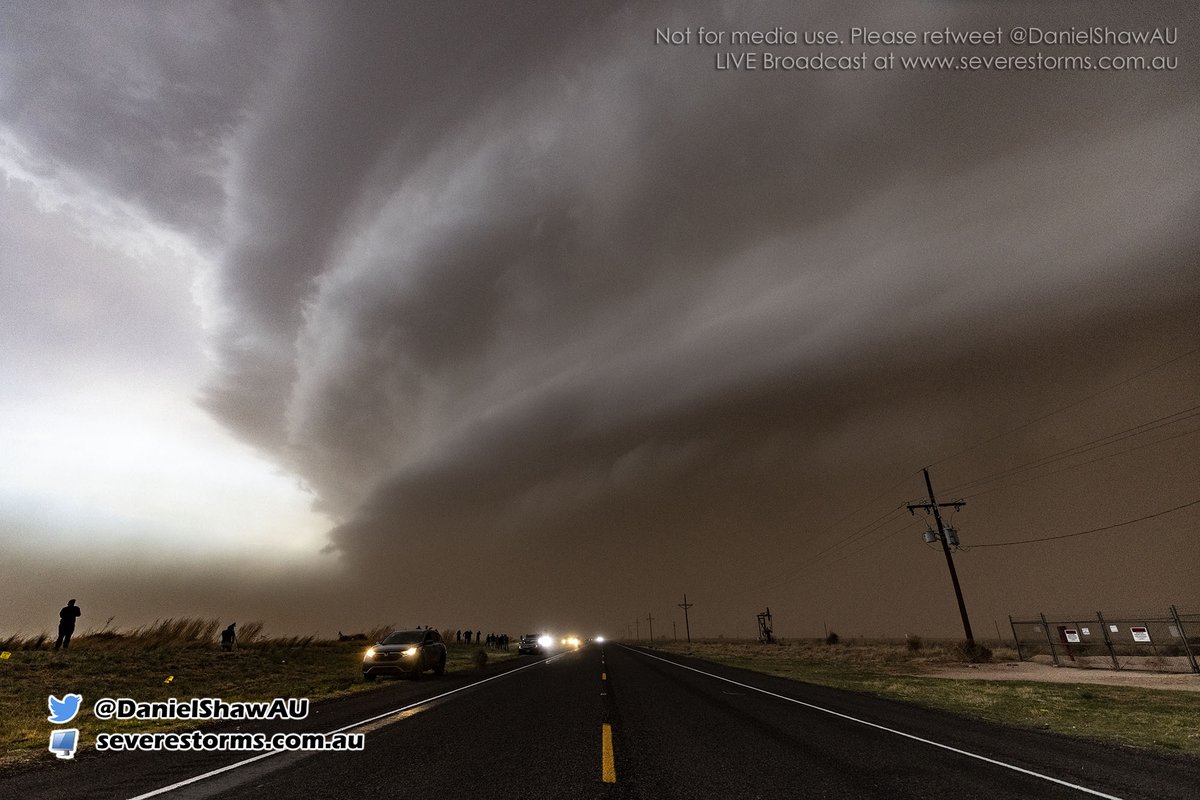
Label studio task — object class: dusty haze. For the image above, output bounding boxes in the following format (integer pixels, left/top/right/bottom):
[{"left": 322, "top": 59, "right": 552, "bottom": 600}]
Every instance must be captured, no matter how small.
[{"left": 1, "top": 2, "right": 1196, "bottom": 641}]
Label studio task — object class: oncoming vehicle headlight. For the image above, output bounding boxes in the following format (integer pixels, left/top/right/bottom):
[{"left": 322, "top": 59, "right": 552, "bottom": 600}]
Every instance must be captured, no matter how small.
[
  {"left": 402, "top": 647, "right": 418, "bottom": 656},
  {"left": 538, "top": 635, "right": 553, "bottom": 648},
  {"left": 365, "top": 648, "right": 377, "bottom": 659}
]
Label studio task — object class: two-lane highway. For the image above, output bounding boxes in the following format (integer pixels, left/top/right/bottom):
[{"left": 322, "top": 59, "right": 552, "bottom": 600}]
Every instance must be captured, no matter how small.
[{"left": 3, "top": 644, "right": 1198, "bottom": 799}]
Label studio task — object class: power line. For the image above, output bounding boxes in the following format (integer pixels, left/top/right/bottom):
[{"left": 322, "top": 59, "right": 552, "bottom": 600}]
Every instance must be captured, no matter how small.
[
  {"left": 816, "top": 471, "right": 925, "bottom": 535},
  {"left": 751, "top": 507, "right": 907, "bottom": 590},
  {"left": 968, "top": 498, "right": 1200, "bottom": 549},
  {"left": 752, "top": 471, "right": 923, "bottom": 584},
  {"left": 943, "top": 404, "right": 1200, "bottom": 496},
  {"left": 722, "top": 347, "right": 1199, "bottom": 603},
  {"left": 929, "top": 344, "right": 1200, "bottom": 470},
  {"left": 961, "top": 425, "right": 1200, "bottom": 501},
  {"left": 817, "top": 515, "right": 926, "bottom": 571},
  {"left": 757, "top": 514, "right": 923, "bottom": 593}
]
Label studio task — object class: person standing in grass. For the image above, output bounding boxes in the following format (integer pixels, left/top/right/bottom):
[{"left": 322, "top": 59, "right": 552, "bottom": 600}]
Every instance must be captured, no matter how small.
[
  {"left": 54, "top": 599, "right": 81, "bottom": 650},
  {"left": 221, "top": 623, "right": 237, "bottom": 651}
]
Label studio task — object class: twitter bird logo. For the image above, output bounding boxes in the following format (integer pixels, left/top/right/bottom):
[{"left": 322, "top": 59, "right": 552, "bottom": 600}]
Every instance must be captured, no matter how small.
[{"left": 47, "top": 693, "right": 83, "bottom": 724}]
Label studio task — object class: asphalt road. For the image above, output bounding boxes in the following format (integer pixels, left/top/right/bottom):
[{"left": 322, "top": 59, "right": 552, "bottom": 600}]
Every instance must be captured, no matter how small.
[{"left": 4, "top": 643, "right": 1199, "bottom": 799}]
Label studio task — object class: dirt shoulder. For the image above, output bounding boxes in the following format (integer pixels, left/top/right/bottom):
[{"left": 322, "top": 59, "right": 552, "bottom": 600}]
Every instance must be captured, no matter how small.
[{"left": 920, "top": 659, "right": 1200, "bottom": 691}]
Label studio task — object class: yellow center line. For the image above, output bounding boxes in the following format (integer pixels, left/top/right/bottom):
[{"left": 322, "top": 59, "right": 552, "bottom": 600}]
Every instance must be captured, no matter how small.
[
  {"left": 601, "top": 672, "right": 606, "bottom": 680},
  {"left": 601, "top": 723, "right": 617, "bottom": 783}
]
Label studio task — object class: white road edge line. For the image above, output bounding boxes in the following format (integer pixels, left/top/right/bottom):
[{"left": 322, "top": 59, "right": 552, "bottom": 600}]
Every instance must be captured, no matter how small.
[
  {"left": 622, "top": 646, "right": 1125, "bottom": 800},
  {"left": 125, "top": 655, "right": 557, "bottom": 800}
]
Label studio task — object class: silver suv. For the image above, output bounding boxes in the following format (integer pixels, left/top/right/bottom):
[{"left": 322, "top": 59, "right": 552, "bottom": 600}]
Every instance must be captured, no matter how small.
[{"left": 363, "top": 629, "right": 447, "bottom": 680}]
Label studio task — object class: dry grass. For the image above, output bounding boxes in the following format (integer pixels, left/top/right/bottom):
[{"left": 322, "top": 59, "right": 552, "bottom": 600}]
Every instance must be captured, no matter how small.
[{"left": 648, "top": 637, "right": 1017, "bottom": 671}]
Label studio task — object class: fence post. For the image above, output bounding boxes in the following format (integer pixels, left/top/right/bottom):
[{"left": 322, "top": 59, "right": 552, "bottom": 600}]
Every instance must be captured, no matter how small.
[
  {"left": 1009, "top": 615, "right": 1023, "bottom": 662},
  {"left": 1040, "top": 613, "right": 1060, "bottom": 667},
  {"left": 1096, "top": 611, "right": 1120, "bottom": 671},
  {"left": 1169, "top": 605, "right": 1199, "bottom": 674}
]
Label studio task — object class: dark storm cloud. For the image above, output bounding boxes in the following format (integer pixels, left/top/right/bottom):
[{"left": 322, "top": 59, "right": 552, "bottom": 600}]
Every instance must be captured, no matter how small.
[
  {"left": 190, "top": 2, "right": 1199, "bottom": 603},
  {"left": 0, "top": 1, "right": 281, "bottom": 241},
  {"left": 202, "top": 3, "right": 628, "bottom": 452}
]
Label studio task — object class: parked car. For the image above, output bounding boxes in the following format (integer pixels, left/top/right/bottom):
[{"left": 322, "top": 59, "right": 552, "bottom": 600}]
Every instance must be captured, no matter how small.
[
  {"left": 363, "top": 629, "right": 447, "bottom": 680},
  {"left": 517, "top": 633, "right": 553, "bottom": 655}
]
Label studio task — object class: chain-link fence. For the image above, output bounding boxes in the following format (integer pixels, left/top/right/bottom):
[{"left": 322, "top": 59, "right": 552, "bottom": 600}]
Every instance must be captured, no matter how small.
[{"left": 1008, "top": 606, "right": 1199, "bottom": 673}]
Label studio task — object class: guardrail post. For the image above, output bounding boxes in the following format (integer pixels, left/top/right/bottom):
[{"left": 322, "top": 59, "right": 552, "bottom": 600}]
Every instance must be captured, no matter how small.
[
  {"left": 1169, "top": 605, "right": 1199, "bottom": 674},
  {"left": 1040, "top": 613, "right": 1060, "bottom": 667},
  {"left": 1096, "top": 611, "right": 1120, "bottom": 671}
]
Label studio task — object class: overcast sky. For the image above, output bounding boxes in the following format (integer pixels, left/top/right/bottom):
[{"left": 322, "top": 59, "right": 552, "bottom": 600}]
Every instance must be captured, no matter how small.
[{"left": 2, "top": 1, "right": 1197, "bottom": 640}]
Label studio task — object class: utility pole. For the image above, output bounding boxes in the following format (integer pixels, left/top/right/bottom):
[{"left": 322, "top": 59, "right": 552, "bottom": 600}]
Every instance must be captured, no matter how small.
[
  {"left": 678, "top": 594, "right": 694, "bottom": 643},
  {"left": 646, "top": 612, "right": 655, "bottom": 642},
  {"left": 907, "top": 467, "right": 973, "bottom": 644},
  {"left": 673, "top": 621, "right": 677, "bottom": 640},
  {"left": 635, "top": 619, "right": 640, "bottom": 640}
]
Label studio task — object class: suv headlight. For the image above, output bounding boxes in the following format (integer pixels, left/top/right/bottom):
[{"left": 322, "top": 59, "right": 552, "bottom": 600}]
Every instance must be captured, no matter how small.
[
  {"left": 365, "top": 648, "right": 377, "bottom": 659},
  {"left": 402, "top": 647, "right": 418, "bottom": 656}
]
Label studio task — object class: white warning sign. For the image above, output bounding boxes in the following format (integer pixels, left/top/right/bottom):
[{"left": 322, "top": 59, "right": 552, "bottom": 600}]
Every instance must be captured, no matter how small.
[
  {"left": 1131, "top": 626, "right": 1151, "bottom": 643},
  {"left": 1064, "top": 629, "right": 1081, "bottom": 643}
]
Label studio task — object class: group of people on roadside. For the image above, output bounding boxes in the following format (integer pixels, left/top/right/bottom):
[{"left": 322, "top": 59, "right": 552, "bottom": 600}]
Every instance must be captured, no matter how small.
[{"left": 454, "top": 629, "right": 510, "bottom": 649}]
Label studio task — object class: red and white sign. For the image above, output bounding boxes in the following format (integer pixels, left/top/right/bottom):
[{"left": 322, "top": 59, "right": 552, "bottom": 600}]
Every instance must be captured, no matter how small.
[{"left": 1131, "top": 626, "right": 1151, "bottom": 643}]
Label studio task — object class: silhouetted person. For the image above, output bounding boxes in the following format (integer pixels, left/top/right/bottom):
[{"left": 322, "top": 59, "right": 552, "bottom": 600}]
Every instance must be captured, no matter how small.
[
  {"left": 54, "top": 599, "right": 81, "bottom": 650},
  {"left": 456, "top": 629, "right": 462, "bottom": 643},
  {"left": 476, "top": 630, "right": 481, "bottom": 644},
  {"left": 221, "top": 623, "right": 237, "bottom": 651}
]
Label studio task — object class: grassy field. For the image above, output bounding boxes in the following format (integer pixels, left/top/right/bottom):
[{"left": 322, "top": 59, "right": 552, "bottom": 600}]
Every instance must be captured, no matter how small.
[
  {"left": 0, "top": 619, "right": 517, "bottom": 768},
  {"left": 643, "top": 639, "right": 1200, "bottom": 756}
]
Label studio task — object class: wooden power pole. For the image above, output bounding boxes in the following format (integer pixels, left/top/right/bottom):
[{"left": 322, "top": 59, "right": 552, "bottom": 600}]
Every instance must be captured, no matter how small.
[{"left": 907, "top": 467, "right": 973, "bottom": 644}]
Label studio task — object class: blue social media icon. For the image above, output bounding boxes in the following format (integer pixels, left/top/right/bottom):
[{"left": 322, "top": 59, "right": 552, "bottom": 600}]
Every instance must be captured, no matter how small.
[
  {"left": 47, "top": 693, "right": 83, "bottom": 724},
  {"left": 48, "top": 729, "right": 79, "bottom": 759}
]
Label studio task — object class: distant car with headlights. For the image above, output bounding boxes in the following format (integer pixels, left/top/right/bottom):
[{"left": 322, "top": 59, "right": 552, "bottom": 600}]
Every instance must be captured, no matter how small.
[
  {"left": 363, "top": 629, "right": 446, "bottom": 681},
  {"left": 517, "top": 633, "right": 553, "bottom": 655}
]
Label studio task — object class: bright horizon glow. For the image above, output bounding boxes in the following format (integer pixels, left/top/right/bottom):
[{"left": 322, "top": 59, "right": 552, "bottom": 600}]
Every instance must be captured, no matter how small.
[
  {"left": 0, "top": 386, "right": 331, "bottom": 558},
  {"left": 0, "top": 131, "right": 333, "bottom": 565}
]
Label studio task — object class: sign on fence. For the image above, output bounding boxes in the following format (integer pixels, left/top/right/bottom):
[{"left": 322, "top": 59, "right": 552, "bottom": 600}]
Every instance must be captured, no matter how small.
[{"left": 1008, "top": 606, "right": 1198, "bottom": 674}]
